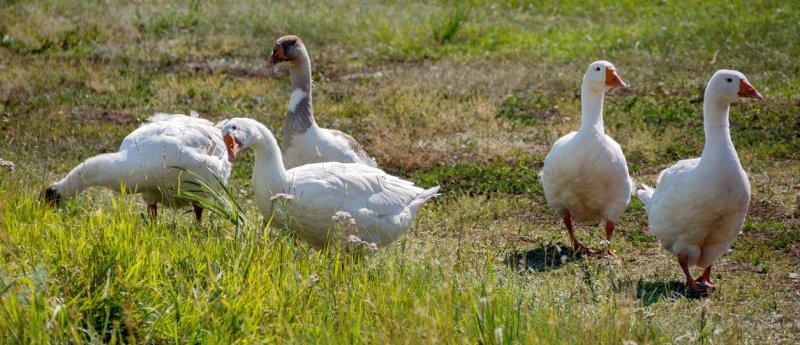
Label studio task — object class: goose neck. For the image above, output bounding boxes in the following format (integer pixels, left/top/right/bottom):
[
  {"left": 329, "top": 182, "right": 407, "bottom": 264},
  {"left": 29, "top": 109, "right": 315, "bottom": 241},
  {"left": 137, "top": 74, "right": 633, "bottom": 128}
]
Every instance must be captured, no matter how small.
[
  {"left": 53, "top": 152, "right": 129, "bottom": 198},
  {"left": 700, "top": 99, "right": 737, "bottom": 161},
  {"left": 284, "top": 52, "right": 316, "bottom": 141},
  {"left": 249, "top": 123, "right": 290, "bottom": 186},
  {"left": 289, "top": 53, "right": 312, "bottom": 94},
  {"left": 578, "top": 84, "right": 606, "bottom": 134}
]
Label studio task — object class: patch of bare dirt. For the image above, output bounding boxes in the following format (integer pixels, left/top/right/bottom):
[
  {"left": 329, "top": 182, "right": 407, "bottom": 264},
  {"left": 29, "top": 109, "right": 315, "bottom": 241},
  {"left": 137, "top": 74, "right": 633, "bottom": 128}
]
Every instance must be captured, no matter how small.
[
  {"left": 165, "top": 59, "right": 273, "bottom": 78},
  {"left": 788, "top": 241, "right": 800, "bottom": 261},
  {"left": 69, "top": 107, "right": 137, "bottom": 126},
  {"left": 501, "top": 203, "right": 553, "bottom": 227},
  {"left": 716, "top": 261, "right": 767, "bottom": 275},
  {"left": 747, "top": 199, "right": 793, "bottom": 221}
]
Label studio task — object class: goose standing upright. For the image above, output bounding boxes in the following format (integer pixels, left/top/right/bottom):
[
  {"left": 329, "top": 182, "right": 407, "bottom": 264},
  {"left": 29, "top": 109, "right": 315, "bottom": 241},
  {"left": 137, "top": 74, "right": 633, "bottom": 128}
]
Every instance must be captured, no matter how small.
[
  {"left": 42, "top": 113, "right": 232, "bottom": 220},
  {"left": 637, "top": 70, "right": 762, "bottom": 295},
  {"left": 220, "top": 118, "right": 438, "bottom": 249},
  {"left": 540, "top": 60, "right": 633, "bottom": 256},
  {"left": 267, "top": 35, "right": 377, "bottom": 169}
]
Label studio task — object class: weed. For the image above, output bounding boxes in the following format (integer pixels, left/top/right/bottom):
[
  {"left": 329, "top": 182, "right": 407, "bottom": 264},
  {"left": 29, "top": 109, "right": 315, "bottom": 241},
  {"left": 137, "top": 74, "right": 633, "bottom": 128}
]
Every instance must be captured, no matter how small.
[{"left": 431, "top": 6, "right": 470, "bottom": 44}]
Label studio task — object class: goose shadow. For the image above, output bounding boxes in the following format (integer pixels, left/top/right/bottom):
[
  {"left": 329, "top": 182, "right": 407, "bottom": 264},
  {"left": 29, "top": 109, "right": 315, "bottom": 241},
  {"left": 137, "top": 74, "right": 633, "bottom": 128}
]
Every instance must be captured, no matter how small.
[
  {"left": 506, "top": 243, "right": 578, "bottom": 273},
  {"left": 628, "top": 280, "right": 707, "bottom": 305}
]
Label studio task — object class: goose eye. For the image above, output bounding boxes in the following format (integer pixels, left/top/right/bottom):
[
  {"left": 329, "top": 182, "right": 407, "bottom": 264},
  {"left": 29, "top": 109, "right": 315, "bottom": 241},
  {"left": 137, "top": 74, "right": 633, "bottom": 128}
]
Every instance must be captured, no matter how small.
[
  {"left": 232, "top": 125, "right": 237, "bottom": 130},
  {"left": 596, "top": 67, "right": 601, "bottom": 71},
  {"left": 726, "top": 78, "right": 733, "bottom": 83}
]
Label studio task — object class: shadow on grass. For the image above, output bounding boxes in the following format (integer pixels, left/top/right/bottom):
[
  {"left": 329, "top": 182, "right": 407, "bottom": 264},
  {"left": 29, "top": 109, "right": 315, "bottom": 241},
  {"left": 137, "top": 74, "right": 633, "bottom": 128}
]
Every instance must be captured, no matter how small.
[
  {"left": 506, "top": 243, "right": 577, "bottom": 273},
  {"left": 630, "top": 280, "right": 707, "bottom": 306}
]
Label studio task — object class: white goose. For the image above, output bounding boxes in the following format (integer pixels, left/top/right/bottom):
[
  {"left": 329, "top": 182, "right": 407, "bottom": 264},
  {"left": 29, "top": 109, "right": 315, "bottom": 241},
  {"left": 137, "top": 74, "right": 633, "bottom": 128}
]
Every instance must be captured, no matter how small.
[
  {"left": 540, "top": 60, "right": 633, "bottom": 256},
  {"left": 267, "top": 35, "right": 377, "bottom": 169},
  {"left": 42, "top": 113, "right": 232, "bottom": 220},
  {"left": 220, "top": 117, "right": 438, "bottom": 249},
  {"left": 637, "top": 70, "right": 762, "bottom": 294}
]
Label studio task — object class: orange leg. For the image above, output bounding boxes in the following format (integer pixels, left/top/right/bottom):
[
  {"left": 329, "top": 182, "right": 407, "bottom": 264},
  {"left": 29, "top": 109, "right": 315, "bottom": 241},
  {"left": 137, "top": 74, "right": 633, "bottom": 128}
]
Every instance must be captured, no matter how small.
[
  {"left": 696, "top": 266, "right": 715, "bottom": 288},
  {"left": 147, "top": 204, "right": 157, "bottom": 220},
  {"left": 601, "top": 221, "right": 617, "bottom": 257},
  {"left": 679, "top": 255, "right": 705, "bottom": 295},
  {"left": 564, "top": 215, "right": 595, "bottom": 255}
]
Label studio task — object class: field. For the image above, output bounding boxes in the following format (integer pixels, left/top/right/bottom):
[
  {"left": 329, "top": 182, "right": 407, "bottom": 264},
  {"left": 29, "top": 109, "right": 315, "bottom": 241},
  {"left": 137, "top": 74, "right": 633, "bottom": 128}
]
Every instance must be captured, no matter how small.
[{"left": 1, "top": 0, "right": 799, "bottom": 343}]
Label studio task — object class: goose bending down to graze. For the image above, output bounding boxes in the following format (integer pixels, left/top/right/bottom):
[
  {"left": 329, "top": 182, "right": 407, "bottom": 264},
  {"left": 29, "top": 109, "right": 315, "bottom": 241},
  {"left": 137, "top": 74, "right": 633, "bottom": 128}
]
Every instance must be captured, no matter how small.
[
  {"left": 540, "top": 60, "right": 633, "bottom": 257},
  {"left": 220, "top": 117, "right": 438, "bottom": 249},
  {"left": 42, "top": 113, "right": 232, "bottom": 220},
  {"left": 637, "top": 70, "right": 762, "bottom": 295},
  {"left": 267, "top": 35, "right": 377, "bottom": 169}
]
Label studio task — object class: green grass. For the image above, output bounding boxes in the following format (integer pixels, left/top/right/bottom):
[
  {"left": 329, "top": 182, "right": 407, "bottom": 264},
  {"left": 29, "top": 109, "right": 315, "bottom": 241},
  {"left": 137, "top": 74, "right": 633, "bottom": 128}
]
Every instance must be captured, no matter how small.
[{"left": 1, "top": 0, "right": 799, "bottom": 343}]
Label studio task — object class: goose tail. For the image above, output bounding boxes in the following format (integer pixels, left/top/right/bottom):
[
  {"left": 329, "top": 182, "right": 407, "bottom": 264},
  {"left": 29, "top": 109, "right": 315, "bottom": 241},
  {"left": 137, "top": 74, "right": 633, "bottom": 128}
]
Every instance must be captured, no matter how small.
[
  {"left": 418, "top": 186, "right": 441, "bottom": 201},
  {"left": 408, "top": 186, "right": 440, "bottom": 215}
]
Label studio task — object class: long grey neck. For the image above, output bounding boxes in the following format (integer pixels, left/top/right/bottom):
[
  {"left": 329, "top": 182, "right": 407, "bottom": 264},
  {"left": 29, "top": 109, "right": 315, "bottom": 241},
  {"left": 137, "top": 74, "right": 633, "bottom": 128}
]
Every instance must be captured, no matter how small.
[
  {"left": 578, "top": 83, "right": 606, "bottom": 134},
  {"left": 283, "top": 51, "right": 316, "bottom": 145},
  {"left": 250, "top": 123, "right": 289, "bottom": 189},
  {"left": 700, "top": 97, "right": 738, "bottom": 164}
]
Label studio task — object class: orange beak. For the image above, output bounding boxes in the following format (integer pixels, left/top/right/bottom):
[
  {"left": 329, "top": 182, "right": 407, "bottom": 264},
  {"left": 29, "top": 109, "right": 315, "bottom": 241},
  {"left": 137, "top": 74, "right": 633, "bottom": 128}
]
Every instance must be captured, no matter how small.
[
  {"left": 738, "top": 79, "right": 763, "bottom": 100},
  {"left": 267, "top": 43, "right": 286, "bottom": 67},
  {"left": 605, "top": 67, "right": 627, "bottom": 88},
  {"left": 223, "top": 134, "right": 241, "bottom": 163}
]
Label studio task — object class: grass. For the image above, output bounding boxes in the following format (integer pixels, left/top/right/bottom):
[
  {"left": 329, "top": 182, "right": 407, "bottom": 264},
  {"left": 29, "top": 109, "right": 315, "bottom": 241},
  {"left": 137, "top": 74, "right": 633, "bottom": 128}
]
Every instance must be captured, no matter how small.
[{"left": 1, "top": 0, "right": 799, "bottom": 343}]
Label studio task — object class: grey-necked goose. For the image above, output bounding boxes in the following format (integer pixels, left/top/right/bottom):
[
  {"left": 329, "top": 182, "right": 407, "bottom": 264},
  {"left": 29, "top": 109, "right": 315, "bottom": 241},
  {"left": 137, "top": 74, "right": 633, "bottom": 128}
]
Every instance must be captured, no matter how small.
[{"left": 268, "top": 35, "right": 377, "bottom": 169}]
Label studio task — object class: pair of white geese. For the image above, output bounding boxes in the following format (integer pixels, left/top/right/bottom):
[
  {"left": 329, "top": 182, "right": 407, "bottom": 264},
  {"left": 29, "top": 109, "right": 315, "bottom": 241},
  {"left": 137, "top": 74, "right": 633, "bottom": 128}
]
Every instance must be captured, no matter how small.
[{"left": 44, "top": 35, "right": 762, "bottom": 294}]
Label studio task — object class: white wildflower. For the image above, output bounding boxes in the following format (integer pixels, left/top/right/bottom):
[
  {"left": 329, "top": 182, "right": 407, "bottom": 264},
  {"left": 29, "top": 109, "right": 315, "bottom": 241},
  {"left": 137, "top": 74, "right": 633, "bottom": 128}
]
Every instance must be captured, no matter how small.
[
  {"left": 494, "top": 327, "right": 503, "bottom": 344},
  {"left": 308, "top": 273, "right": 320, "bottom": 288},
  {"left": 345, "top": 234, "right": 362, "bottom": 244},
  {"left": 270, "top": 193, "right": 295, "bottom": 201},
  {"left": 331, "top": 211, "right": 353, "bottom": 221}
]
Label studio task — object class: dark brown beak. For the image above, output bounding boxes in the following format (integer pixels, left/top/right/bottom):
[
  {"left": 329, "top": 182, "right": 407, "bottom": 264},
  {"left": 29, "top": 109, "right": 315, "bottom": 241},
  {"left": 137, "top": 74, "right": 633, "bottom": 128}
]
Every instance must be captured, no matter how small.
[
  {"left": 223, "top": 134, "right": 241, "bottom": 163},
  {"left": 738, "top": 79, "right": 763, "bottom": 100},
  {"left": 267, "top": 43, "right": 286, "bottom": 67},
  {"left": 605, "top": 67, "right": 627, "bottom": 88}
]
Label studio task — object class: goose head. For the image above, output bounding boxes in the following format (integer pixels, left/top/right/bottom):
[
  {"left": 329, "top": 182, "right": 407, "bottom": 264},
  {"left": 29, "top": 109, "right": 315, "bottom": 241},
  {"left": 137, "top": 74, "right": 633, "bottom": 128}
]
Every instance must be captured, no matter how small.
[
  {"left": 267, "top": 35, "right": 306, "bottom": 66},
  {"left": 220, "top": 118, "right": 264, "bottom": 162},
  {"left": 39, "top": 185, "right": 62, "bottom": 205},
  {"left": 705, "top": 70, "right": 763, "bottom": 103},
  {"left": 583, "top": 60, "right": 627, "bottom": 92}
]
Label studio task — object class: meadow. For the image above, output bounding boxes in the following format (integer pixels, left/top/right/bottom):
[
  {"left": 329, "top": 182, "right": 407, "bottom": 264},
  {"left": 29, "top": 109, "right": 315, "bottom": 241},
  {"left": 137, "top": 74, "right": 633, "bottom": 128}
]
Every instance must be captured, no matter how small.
[{"left": 1, "top": 0, "right": 799, "bottom": 343}]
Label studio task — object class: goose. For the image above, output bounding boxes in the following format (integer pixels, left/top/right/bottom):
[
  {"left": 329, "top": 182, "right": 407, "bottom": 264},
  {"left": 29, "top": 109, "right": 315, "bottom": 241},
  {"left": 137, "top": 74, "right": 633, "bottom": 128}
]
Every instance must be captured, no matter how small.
[
  {"left": 267, "top": 35, "right": 377, "bottom": 169},
  {"left": 42, "top": 113, "right": 232, "bottom": 220},
  {"left": 637, "top": 70, "right": 762, "bottom": 294},
  {"left": 220, "top": 117, "right": 438, "bottom": 249},
  {"left": 540, "top": 60, "right": 633, "bottom": 257}
]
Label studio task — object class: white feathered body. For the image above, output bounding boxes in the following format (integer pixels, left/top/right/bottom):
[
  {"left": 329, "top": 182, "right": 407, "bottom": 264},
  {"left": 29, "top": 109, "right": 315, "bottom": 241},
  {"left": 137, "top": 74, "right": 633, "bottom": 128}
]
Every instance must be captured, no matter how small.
[
  {"left": 638, "top": 155, "right": 750, "bottom": 268},
  {"left": 253, "top": 160, "right": 437, "bottom": 249},
  {"left": 541, "top": 130, "right": 634, "bottom": 223},
  {"left": 52, "top": 113, "right": 231, "bottom": 207},
  {"left": 283, "top": 125, "right": 377, "bottom": 169}
]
